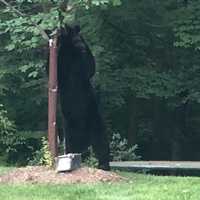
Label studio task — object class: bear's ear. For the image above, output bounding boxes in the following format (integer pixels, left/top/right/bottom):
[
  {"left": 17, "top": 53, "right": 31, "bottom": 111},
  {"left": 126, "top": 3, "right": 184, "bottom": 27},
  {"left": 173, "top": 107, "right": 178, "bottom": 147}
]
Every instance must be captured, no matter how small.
[
  {"left": 44, "top": 29, "right": 52, "bottom": 37},
  {"left": 74, "top": 25, "right": 81, "bottom": 33}
]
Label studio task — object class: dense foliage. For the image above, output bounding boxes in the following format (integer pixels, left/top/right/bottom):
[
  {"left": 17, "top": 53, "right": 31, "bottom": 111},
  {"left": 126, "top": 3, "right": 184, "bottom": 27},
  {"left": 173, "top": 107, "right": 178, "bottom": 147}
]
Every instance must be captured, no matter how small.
[
  {"left": 0, "top": 104, "right": 17, "bottom": 155},
  {"left": 1, "top": 0, "right": 200, "bottom": 163},
  {"left": 0, "top": 104, "right": 43, "bottom": 164}
]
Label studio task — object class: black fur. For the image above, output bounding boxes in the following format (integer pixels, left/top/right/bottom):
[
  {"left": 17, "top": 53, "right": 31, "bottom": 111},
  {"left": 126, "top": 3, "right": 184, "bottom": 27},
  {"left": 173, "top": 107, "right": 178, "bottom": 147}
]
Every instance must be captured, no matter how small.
[{"left": 57, "top": 25, "right": 110, "bottom": 170}]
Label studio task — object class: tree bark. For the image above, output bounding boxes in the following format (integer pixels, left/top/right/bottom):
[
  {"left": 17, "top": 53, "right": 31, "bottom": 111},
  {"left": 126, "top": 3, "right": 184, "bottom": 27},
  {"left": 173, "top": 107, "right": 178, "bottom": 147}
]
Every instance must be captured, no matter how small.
[{"left": 127, "top": 95, "right": 138, "bottom": 146}]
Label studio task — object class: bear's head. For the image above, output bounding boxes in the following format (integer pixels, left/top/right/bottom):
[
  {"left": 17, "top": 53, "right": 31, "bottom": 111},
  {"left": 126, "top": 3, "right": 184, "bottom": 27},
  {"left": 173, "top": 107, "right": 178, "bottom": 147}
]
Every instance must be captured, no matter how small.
[{"left": 58, "top": 24, "right": 81, "bottom": 48}]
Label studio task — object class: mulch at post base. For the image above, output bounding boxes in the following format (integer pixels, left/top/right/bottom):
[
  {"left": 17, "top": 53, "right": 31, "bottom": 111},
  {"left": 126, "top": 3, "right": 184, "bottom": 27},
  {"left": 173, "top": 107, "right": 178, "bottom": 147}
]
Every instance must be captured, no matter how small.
[{"left": 0, "top": 166, "right": 124, "bottom": 184}]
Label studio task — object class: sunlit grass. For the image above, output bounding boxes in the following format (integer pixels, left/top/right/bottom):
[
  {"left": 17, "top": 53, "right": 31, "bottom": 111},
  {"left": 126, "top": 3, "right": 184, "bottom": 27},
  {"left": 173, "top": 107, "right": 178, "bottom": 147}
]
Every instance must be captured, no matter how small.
[{"left": 0, "top": 166, "right": 14, "bottom": 175}]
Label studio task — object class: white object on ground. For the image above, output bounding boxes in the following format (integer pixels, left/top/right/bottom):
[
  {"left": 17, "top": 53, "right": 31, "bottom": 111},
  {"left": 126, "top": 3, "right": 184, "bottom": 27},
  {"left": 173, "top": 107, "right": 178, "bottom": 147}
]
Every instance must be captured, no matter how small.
[{"left": 55, "top": 153, "right": 81, "bottom": 172}]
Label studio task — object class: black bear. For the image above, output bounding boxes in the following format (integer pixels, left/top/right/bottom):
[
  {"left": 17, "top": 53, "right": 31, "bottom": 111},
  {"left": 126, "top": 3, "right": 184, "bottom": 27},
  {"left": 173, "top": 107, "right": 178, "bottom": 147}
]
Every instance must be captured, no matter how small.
[{"left": 57, "top": 24, "right": 110, "bottom": 170}]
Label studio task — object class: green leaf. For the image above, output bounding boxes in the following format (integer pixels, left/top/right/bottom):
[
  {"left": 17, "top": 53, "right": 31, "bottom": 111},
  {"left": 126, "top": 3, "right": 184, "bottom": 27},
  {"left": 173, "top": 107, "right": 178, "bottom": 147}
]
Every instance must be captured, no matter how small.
[{"left": 5, "top": 44, "right": 15, "bottom": 51}]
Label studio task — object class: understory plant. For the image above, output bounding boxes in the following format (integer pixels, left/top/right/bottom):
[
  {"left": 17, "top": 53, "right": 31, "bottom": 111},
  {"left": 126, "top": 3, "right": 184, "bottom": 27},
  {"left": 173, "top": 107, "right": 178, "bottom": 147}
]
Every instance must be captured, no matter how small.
[
  {"left": 28, "top": 137, "right": 53, "bottom": 167},
  {"left": 0, "top": 104, "right": 18, "bottom": 152},
  {"left": 0, "top": 104, "right": 26, "bottom": 164},
  {"left": 110, "top": 132, "right": 140, "bottom": 161},
  {"left": 83, "top": 146, "right": 98, "bottom": 168},
  {"left": 84, "top": 132, "right": 140, "bottom": 168}
]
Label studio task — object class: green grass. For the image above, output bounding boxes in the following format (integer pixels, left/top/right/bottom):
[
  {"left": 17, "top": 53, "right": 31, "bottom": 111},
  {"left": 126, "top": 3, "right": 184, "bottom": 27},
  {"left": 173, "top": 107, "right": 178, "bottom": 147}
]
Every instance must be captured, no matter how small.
[
  {"left": 0, "top": 169, "right": 200, "bottom": 200},
  {"left": 0, "top": 166, "right": 13, "bottom": 175}
]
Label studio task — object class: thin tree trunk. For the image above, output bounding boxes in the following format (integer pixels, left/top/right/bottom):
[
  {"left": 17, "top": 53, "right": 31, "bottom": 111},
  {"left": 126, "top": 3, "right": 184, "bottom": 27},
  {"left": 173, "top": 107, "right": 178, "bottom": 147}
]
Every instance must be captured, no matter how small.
[
  {"left": 127, "top": 95, "right": 138, "bottom": 146},
  {"left": 170, "top": 101, "right": 188, "bottom": 160},
  {"left": 151, "top": 97, "right": 165, "bottom": 160}
]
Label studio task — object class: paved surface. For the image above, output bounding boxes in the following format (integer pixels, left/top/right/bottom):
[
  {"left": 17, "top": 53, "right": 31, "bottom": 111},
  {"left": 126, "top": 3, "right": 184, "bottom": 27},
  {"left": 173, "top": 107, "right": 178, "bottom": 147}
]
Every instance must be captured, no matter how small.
[{"left": 110, "top": 161, "right": 200, "bottom": 171}]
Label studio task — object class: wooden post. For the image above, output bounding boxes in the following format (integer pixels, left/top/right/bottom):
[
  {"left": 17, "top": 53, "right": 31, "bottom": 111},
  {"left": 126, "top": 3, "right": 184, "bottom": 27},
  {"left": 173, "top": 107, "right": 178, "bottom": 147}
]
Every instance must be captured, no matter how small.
[{"left": 48, "top": 37, "right": 58, "bottom": 159}]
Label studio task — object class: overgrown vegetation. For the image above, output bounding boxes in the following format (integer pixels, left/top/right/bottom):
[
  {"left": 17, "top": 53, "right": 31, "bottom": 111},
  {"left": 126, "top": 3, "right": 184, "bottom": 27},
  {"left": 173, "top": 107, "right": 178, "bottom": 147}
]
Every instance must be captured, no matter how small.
[
  {"left": 83, "top": 147, "right": 99, "bottom": 168},
  {"left": 0, "top": 105, "right": 43, "bottom": 165},
  {"left": 83, "top": 133, "right": 139, "bottom": 168},
  {"left": 110, "top": 133, "right": 140, "bottom": 161},
  {"left": 0, "top": 104, "right": 25, "bottom": 164},
  {"left": 0, "top": 104, "right": 17, "bottom": 154},
  {"left": 28, "top": 137, "right": 53, "bottom": 167}
]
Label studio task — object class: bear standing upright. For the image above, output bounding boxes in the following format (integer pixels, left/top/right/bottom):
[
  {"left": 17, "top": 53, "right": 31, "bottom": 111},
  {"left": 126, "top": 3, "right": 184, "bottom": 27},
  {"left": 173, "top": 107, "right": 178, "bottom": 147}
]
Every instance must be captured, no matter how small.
[{"left": 57, "top": 24, "right": 110, "bottom": 170}]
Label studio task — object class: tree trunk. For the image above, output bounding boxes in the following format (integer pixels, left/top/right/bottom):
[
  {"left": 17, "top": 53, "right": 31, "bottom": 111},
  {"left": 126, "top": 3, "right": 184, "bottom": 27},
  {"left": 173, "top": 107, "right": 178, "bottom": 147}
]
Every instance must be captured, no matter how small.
[
  {"left": 170, "top": 101, "right": 188, "bottom": 161},
  {"left": 151, "top": 97, "right": 166, "bottom": 160},
  {"left": 127, "top": 95, "right": 138, "bottom": 146}
]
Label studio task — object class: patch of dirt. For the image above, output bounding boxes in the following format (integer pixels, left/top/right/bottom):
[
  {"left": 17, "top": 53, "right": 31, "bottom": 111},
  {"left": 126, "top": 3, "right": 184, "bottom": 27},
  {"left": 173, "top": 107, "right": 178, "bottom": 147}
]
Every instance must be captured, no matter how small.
[{"left": 0, "top": 166, "right": 124, "bottom": 184}]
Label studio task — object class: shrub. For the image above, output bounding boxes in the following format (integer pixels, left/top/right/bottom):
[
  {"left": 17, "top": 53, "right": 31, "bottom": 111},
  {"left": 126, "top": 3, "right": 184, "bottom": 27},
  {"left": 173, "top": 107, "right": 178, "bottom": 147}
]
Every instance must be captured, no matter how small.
[
  {"left": 28, "top": 137, "right": 53, "bottom": 167},
  {"left": 83, "top": 132, "right": 140, "bottom": 168},
  {"left": 0, "top": 104, "right": 18, "bottom": 153},
  {"left": 83, "top": 146, "right": 98, "bottom": 168},
  {"left": 110, "top": 132, "right": 140, "bottom": 161},
  {"left": 0, "top": 104, "right": 25, "bottom": 164},
  {"left": 0, "top": 105, "right": 42, "bottom": 165}
]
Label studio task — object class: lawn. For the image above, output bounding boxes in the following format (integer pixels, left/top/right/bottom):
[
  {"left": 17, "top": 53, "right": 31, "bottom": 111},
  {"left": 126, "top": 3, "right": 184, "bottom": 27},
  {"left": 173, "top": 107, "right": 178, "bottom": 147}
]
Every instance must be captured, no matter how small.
[
  {"left": 0, "top": 168, "right": 200, "bottom": 200},
  {"left": 0, "top": 166, "right": 13, "bottom": 175}
]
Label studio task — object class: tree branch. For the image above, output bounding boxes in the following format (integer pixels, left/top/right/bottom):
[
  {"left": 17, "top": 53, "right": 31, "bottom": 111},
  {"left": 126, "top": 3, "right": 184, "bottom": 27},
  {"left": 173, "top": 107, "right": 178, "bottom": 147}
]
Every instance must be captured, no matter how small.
[{"left": 0, "top": 0, "right": 50, "bottom": 41}]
